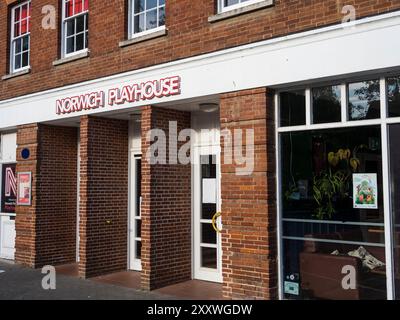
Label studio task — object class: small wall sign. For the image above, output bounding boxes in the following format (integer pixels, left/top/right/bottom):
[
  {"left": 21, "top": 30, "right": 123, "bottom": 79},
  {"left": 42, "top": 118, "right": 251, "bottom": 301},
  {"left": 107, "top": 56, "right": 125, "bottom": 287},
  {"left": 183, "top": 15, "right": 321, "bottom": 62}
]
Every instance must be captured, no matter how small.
[
  {"left": 353, "top": 173, "right": 378, "bottom": 209},
  {"left": 17, "top": 172, "right": 32, "bottom": 206},
  {"left": 284, "top": 281, "right": 299, "bottom": 296}
]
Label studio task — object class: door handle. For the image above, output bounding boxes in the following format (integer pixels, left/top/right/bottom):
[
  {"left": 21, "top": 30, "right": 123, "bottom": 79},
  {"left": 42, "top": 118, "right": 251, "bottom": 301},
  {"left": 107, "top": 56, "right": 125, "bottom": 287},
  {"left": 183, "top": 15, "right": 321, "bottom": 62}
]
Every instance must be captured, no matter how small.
[{"left": 212, "top": 212, "right": 222, "bottom": 233}]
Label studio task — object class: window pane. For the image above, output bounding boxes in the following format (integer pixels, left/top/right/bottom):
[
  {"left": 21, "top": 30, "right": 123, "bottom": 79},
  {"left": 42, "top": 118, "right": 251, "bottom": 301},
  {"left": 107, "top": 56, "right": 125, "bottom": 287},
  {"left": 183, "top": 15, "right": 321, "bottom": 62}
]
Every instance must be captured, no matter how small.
[
  {"left": 134, "top": 14, "right": 145, "bottom": 33},
  {"left": 22, "top": 35, "right": 29, "bottom": 51},
  {"left": 201, "top": 247, "right": 217, "bottom": 269},
  {"left": 136, "top": 219, "right": 141, "bottom": 237},
  {"left": 22, "top": 52, "right": 29, "bottom": 68},
  {"left": 66, "top": 19, "right": 75, "bottom": 36},
  {"left": 66, "top": 0, "right": 73, "bottom": 17},
  {"left": 146, "top": 9, "right": 157, "bottom": 30},
  {"left": 135, "top": 241, "right": 142, "bottom": 259},
  {"left": 312, "top": 85, "right": 341, "bottom": 124},
  {"left": 202, "top": 203, "right": 216, "bottom": 220},
  {"left": 85, "top": 31, "right": 88, "bottom": 49},
  {"left": 147, "top": 0, "right": 157, "bottom": 10},
  {"left": 388, "top": 76, "right": 400, "bottom": 118},
  {"left": 280, "top": 91, "right": 306, "bottom": 127},
  {"left": 76, "top": 15, "right": 85, "bottom": 33},
  {"left": 134, "top": 0, "right": 145, "bottom": 13},
  {"left": 281, "top": 126, "right": 387, "bottom": 300},
  {"left": 348, "top": 80, "right": 380, "bottom": 121},
  {"left": 158, "top": 6, "right": 165, "bottom": 27},
  {"left": 15, "top": 7, "right": 20, "bottom": 22},
  {"left": 201, "top": 155, "right": 216, "bottom": 178},
  {"left": 159, "top": 0, "right": 165, "bottom": 5},
  {"left": 21, "top": 19, "right": 28, "bottom": 34},
  {"left": 224, "top": 0, "right": 240, "bottom": 6},
  {"left": 66, "top": 37, "right": 75, "bottom": 53},
  {"left": 15, "top": 38, "right": 22, "bottom": 54},
  {"left": 14, "top": 23, "right": 20, "bottom": 37},
  {"left": 76, "top": 33, "right": 84, "bottom": 51},
  {"left": 74, "top": 0, "right": 83, "bottom": 14},
  {"left": 14, "top": 54, "right": 21, "bottom": 70},
  {"left": 201, "top": 223, "right": 217, "bottom": 244}
]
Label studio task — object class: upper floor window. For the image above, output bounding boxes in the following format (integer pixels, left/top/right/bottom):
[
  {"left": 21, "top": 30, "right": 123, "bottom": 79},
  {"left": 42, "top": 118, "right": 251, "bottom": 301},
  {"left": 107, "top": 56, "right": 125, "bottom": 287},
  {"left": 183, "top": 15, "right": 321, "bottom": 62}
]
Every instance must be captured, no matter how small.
[
  {"left": 218, "top": 0, "right": 265, "bottom": 13},
  {"left": 129, "top": 0, "right": 166, "bottom": 37},
  {"left": 62, "top": 0, "right": 89, "bottom": 57},
  {"left": 10, "top": 1, "right": 31, "bottom": 73}
]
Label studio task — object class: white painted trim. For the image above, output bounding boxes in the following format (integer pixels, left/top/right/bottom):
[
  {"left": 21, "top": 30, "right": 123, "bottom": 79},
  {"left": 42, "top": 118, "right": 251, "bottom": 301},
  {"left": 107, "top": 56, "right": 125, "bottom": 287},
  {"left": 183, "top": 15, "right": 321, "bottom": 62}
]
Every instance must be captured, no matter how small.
[
  {"left": 218, "top": 0, "right": 271, "bottom": 14},
  {"left": 2, "top": 11, "right": 400, "bottom": 129},
  {"left": 275, "top": 93, "right": 284, "bottom": 300},
  {"left": 128, "top": 118, "right": 142, "bottom": 272}
]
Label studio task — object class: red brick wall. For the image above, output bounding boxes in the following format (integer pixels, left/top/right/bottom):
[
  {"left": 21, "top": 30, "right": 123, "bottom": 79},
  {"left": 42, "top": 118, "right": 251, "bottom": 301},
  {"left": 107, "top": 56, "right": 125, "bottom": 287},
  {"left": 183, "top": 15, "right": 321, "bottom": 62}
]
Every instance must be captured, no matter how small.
[
  {"left": 1, "top": 1, "right": 399, "bottom": 100},
  {"left": 79, "top": 116, "right": 129, "bottom": 278},
  {"left": 15, "top": 124, "right": 39, "bottom": 267},
  {"left": 15, "top": 124, "right": 78, "bottom": 268},
  {"left": 220, "top": 88, "right": 277, "bottom": 300},
  {"left": 140, "top": 106, "right": 192, "bottom": 290}
]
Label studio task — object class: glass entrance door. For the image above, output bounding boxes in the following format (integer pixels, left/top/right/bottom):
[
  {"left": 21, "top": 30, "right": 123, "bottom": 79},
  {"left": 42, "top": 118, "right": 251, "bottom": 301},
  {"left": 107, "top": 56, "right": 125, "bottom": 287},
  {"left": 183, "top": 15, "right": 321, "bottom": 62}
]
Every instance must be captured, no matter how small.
[
  {"left": 129, "top": 155, "right": 142, "bottom": 271},
  {"left": 193, "top": 149, "right": 222, "bottom": 283}
]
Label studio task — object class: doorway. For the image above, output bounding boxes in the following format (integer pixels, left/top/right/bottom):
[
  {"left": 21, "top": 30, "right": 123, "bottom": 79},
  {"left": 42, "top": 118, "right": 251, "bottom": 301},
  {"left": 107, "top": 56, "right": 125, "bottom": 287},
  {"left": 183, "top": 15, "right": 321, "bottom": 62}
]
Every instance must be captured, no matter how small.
[
  {"left": 193, "top": 147, "right": 222, "bottom": 283},
  {"left": 129, "top": 155, "right": 142, "bottom": 271}
]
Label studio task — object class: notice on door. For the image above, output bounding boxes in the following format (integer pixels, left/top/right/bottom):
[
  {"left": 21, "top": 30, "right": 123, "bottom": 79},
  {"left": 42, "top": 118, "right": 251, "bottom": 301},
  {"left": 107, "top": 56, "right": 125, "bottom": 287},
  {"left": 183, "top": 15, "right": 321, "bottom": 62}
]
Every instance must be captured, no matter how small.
[
  {"left": 353, "top": 173, "right": 378, "bottom": 209},
  {"left": 17, "top": 172, "right": 32, "bottom": 206},
  {"left": 202, "top": 178, "right": 216, "bottom": 204}
]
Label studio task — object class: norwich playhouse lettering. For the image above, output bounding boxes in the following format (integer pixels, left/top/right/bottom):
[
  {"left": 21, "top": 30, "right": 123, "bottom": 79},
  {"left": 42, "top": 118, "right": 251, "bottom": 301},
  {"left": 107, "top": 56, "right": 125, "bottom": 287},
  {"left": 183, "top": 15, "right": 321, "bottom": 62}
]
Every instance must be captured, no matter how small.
[{"left": 56, "top": 76, "right": 181, "bottom": 115}]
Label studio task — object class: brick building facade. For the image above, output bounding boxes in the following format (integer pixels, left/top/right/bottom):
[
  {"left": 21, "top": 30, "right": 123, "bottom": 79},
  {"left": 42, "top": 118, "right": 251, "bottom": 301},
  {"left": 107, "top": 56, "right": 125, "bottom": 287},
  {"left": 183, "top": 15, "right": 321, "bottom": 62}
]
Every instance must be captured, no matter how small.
[{"left": 1, "top": 0, "right": 400, "bottom": 300}]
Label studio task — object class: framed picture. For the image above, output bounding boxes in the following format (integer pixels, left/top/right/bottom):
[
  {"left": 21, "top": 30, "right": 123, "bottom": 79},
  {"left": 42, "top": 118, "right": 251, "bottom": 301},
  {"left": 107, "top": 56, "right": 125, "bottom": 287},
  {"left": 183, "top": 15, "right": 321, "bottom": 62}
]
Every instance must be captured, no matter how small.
[
  {"left": 17, "top": 172, "right": 32, "bottom": 206},
  {"left": 353, "top": 173, "right": 378, "bottom": 209}
]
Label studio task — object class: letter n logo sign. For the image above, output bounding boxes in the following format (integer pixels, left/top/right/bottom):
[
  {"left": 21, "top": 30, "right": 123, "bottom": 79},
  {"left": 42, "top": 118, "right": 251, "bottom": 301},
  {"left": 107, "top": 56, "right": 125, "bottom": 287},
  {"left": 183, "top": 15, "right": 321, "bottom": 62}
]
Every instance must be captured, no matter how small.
[{"left": 5, "top": 167, "right": 17, "bottom": 197}]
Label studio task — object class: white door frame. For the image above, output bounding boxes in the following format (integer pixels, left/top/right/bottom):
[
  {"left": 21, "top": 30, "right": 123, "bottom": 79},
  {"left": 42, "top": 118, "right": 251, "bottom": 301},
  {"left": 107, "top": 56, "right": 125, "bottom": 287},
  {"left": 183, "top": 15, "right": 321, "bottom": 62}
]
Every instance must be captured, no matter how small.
[
  {"left": 76, "top": 134, "right": 80, "bottom": 262},
  {"left": 128, "top": 154, "right": 142, "bottom": 271},
  {"left": 192, "top": 144, "right": 223, "bottom": 283}
]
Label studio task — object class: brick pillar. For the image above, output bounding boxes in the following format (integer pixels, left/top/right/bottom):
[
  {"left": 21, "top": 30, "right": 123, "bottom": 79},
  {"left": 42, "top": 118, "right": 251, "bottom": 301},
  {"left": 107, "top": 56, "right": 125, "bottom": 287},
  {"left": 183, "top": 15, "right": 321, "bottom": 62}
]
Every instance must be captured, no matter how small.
[
  {"left": 15, "top": 124, "right": 78, "bottom": 267},
  {"left": 79, "top": 116, "right": 129, "bottom": 278},
  {"left": 220, "top": 88, "right": 278, "bottom": 300},
  {"left": 140, "top": 106, "right": 192, "bottom": 290}
]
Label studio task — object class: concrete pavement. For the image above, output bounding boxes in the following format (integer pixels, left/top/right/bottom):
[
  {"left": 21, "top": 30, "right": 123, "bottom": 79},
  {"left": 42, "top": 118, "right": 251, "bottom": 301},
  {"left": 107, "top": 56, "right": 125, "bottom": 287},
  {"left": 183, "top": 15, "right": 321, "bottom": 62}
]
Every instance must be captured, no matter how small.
[{"left": 0, "top": 260, "right": 174, "bottom": 300}]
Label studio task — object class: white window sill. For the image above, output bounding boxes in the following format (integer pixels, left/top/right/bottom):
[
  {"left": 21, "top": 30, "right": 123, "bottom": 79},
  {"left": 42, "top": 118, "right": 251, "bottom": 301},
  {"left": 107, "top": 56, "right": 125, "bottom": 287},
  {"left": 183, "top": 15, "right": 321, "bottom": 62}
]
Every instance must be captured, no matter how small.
[
  {"left": 53, "top": 50, "right": 90, "bottom": 66},
  {"left": 209, "top": 0, "right": 274, "bottom": 23},
  {"left": 119, "top": 27, "right": 167, "bottom": 48},
  {"left": 1, "top": 67, "right": 31, "bottom": 81}
]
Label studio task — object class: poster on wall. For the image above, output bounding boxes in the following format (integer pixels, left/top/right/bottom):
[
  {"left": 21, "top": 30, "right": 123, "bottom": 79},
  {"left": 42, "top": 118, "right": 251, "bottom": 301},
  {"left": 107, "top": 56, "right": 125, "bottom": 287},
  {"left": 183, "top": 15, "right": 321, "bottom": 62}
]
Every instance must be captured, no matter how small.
[
  {"left": 353, "top": 173, "right": 378, "bottom": 209},
  {"left": 1, "top": 164, "right": 17, "bottom": 213},
  {"left": 17, "top": 172, "right": 32, "bottom": 206}
]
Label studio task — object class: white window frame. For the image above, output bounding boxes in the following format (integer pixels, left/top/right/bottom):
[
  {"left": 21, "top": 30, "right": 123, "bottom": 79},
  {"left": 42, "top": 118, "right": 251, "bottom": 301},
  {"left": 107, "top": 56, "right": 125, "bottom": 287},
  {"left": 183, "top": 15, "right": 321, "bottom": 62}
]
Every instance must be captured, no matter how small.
[
  {"left": 275, "top": 75, "right": 400, "bottom": 300},
  {"left": 128, "top": 0, "right": 166, "bottom": 39},
  {"left": 218, "top": 0, "right": 266, "bottom": 13},
  {"left": 9, "top": 1, "right": 31, "bottom": 74},
  {"left": 61, "top": 0, "right": 89, "bottom": 58}
]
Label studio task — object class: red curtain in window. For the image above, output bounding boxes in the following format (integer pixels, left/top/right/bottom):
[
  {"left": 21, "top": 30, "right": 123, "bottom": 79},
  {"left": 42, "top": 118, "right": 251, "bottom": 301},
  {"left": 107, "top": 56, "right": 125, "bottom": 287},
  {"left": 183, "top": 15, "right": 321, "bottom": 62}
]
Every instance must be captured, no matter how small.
[
  {"left": 66, "top": 0, "right": 88, "bottom": 17},
  {"left": 14, "top": 3, "right": 31, "bottom": 37}
]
